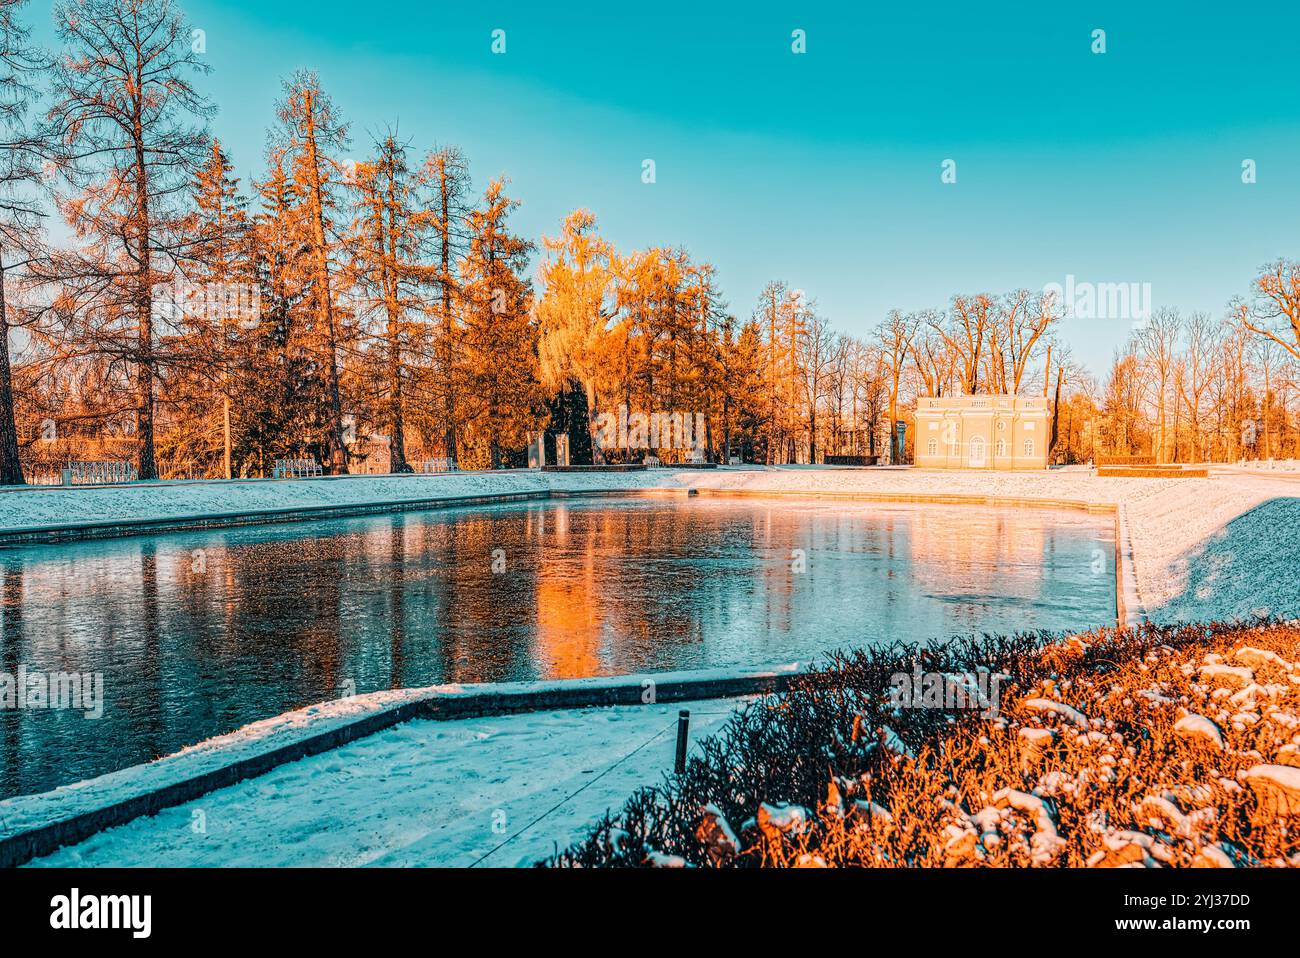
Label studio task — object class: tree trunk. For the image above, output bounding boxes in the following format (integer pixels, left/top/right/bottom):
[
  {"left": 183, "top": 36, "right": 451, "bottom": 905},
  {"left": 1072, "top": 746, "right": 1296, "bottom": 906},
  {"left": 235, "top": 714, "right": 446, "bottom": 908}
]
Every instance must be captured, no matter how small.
[
  {"left": 379, "top": 170, "right": 409, "bottom": 474},
  {"left": 133, "top": 116, "right": 158, "bottom": 481},
  {"left": 304, "top": 89, "right": 347, "bottom": 474},
  {"left": 438, "top": 160, "right": 457, "bottom": 461},
  {"left": 1049, "top": 366, "right": 1063, "bottom": 458},
  {"left": 584, "top": 379, "right": 605, "bottom": 465},
  {"left": 0, "top": 255, "right": 23, "bottom": 486}
]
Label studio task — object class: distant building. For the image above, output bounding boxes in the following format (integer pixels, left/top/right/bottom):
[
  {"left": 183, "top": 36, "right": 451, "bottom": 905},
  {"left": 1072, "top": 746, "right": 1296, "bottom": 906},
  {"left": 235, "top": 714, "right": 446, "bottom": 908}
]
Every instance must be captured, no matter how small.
[{"left": 914, "top": 395, "right": 1050, "bottom": 470}]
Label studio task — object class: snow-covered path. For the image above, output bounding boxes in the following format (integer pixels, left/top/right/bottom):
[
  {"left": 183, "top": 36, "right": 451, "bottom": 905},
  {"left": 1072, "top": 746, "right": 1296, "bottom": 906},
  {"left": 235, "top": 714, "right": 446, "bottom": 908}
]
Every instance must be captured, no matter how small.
[{"left": 26, "top": 696, "right": 748, "bottom": 868}]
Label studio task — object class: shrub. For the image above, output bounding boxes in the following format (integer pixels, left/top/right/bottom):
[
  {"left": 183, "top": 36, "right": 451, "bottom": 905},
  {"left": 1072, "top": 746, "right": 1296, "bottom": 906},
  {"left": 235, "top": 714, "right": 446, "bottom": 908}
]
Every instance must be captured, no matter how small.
[{"left": 546, "top": 620, "right": 1300, "bottom": 868}]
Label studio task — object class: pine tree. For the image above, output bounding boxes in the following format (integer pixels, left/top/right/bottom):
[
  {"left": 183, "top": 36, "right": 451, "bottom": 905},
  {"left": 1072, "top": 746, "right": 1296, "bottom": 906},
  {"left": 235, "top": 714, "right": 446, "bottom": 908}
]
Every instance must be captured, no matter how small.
[
  {"left": 459, "top": 178, "right": 537, "bottom": 468},
  {"left": 246, "top": 146, "right": 314, "bottom": 473},
  {"left": 174, "top": 138, "right": 253, "bottom": 477},
  {"left": 273, "top": 71, "right": 350, "bottom": 473},
  {"left": 348, "top": 134, "right": 434, "bottom": 473}
]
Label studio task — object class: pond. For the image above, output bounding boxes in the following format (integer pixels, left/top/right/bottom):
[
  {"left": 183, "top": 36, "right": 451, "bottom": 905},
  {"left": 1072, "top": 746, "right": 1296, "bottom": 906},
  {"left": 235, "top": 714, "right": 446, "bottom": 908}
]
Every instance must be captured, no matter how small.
[{"left": 0, "top": 495, "right": 1116, "bottom": 800}]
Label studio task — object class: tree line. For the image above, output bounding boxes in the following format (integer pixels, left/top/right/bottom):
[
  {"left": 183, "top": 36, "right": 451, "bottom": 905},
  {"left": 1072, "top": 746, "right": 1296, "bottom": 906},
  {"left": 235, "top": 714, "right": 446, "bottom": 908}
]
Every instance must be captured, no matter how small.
[{"left": 1, "top": 0, "right": 1298, "bottom": 486}]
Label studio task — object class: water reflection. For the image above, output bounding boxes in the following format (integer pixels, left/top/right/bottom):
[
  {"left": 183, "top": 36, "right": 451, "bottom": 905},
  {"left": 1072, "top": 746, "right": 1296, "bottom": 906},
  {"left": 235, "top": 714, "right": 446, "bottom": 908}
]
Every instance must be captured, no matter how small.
[{"left": 0, "top": 497, "right": 1114, "bottom": 799}]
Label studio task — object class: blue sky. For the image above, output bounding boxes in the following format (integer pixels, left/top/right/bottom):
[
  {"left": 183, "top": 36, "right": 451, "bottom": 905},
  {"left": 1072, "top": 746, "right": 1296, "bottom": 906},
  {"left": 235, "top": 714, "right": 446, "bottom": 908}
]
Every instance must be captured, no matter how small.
[{"left": 28, "top": 0, "right": 1300, "bottom": 373}]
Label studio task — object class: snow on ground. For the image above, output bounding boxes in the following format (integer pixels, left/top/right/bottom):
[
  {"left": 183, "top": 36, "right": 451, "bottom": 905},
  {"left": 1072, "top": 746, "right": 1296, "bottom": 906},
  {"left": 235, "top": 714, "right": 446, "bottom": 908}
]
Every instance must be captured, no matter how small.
[
  {"left": 4, "top": 464, "right": 1297, "bottom": 867},
  {"left": 26, "top": 696, "right": 750, "bottom": 868},
  {"left": 0, "top": 663, "right": 800, "bottom": 843}
]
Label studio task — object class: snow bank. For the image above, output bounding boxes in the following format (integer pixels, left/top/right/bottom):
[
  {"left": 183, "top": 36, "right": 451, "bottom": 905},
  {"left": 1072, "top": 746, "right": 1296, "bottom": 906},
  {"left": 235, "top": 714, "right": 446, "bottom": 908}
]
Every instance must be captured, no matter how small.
[
  {"left": 0, "top": 663, "right": 802, "bottom": 854},
  {"left": 24, "top": 694, "right": 752, "bottom": 868}
]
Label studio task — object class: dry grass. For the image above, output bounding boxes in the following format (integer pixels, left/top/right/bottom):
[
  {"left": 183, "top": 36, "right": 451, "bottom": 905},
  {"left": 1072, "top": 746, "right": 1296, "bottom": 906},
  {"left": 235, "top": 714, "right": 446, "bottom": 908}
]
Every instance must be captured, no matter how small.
[{"left": 549, "top": 621, "right": 1300, "bottom": 868}]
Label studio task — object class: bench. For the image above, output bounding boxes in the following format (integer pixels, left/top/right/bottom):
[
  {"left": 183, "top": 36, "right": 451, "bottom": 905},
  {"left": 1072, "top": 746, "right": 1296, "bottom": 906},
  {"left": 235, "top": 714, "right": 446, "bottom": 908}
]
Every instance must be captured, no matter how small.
[
  {"left": 65, "top": 461, "right": 138, "bottom": 485},
  {"left": 419, "top": 457, "right": 458, "bottom": 474},
  {"left": 272, "top": 458, "right": 323, "bottom": 479}
]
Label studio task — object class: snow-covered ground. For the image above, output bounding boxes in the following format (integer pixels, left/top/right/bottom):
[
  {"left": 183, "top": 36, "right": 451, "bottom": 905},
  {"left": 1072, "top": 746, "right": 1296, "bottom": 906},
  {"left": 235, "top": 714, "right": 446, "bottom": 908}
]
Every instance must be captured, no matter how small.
[
  {"left": 26, "top": 695, "right": 749, "bottom": 868},
  {"left": 4, "top": 465, "right": 1297, "bottom": 867}
]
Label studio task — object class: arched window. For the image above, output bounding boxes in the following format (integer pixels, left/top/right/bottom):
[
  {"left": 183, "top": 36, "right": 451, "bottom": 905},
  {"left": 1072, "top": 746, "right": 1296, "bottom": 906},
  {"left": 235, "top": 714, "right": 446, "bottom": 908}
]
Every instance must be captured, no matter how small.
[
  {"left": 926, "top": 438, "right": 938, "bottom": 456},
  {"left": 996, "top": 439, "right": 1007, "bottom": 458},
  {"left": 1024, "top": 438, "right": 1035, "bottom": 457}
]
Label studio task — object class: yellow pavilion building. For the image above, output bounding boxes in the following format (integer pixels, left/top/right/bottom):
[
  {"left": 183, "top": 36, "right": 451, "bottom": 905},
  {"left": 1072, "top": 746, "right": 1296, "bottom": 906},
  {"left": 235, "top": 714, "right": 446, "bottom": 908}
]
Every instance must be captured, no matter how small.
[{"left": 913, "top": 395, "right": 1051, "bottom": 470}]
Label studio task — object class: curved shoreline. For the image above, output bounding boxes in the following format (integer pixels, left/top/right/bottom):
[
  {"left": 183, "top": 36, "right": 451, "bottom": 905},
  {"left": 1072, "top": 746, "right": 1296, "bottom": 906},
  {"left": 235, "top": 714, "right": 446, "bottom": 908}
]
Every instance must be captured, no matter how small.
[{"left": 1, "top": 466, "right": 1292, "bottom": 866}]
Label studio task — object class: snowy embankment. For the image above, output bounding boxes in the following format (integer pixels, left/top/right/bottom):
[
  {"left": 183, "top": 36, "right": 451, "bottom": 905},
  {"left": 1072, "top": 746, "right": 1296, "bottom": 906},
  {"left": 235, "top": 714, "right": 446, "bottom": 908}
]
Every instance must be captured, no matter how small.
[
  {"left": 26, "top": 695, "right": 748, "bottom": 868},
  {"left": 3, "top": 465, "right": 1297, "bottom": 867},
  {"left": 0, "top": 664, "right": 799, "bottom": 862}
]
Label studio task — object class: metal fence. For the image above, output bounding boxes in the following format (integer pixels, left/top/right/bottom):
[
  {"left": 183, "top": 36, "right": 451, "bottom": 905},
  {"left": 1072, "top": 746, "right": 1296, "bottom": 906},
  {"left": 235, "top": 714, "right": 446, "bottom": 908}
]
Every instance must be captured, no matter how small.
[
  {"left": 63, "top": 460, "right": 139, "bottom": 485},
  {"left": 272, "top": 458, "right": 323, "bottom": 479}
]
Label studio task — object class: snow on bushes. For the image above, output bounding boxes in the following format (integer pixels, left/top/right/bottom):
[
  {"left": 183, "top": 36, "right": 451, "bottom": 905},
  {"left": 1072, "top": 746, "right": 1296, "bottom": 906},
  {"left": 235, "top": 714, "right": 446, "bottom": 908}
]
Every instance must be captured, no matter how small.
[{"left": 547, "top": 620, "right": 1300, "bottom": 868}]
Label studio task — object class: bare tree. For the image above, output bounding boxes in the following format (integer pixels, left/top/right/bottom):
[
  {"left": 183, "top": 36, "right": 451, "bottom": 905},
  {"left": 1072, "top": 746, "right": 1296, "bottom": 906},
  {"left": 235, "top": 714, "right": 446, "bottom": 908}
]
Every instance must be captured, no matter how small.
[
  {"left": 987, "top": 288, "right": 1057, "bottom": 395},
  {"left": 876, "top": 308, "right": 916, "bottom": 463},
  {"left": 0, "top": 0, "right": 46, "bottom": 484},
  {"left": 45, "top": 0, "right": 212, "bottom": 480},
  {"left": 1134, "top": 308, "right": 1180, "bottom": 463},
  {"left": 1176, "top": 311, "right": 1216, "bottom": 463},
  {"left": 935, "top": 293, "right": 992, "bottom": 394},
  {"left": 1240, "top": 259, "right": 1300, "bottom": 362}
]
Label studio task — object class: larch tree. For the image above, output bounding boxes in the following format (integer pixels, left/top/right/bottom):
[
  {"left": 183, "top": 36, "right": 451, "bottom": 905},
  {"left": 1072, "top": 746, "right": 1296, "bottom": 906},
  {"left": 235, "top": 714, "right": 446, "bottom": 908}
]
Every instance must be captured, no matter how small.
[
  {"left": 349, "top": 134, "right": 433, "bottom": 474},
  {"left": 0, "top": 0, "right": 46, "bottom": 485},
  {"left": 46, "top": 0, "right": 212, "bottom": 480},
  {"left": 753, "top": 281, "right": 787, "bottom": 463},
  {"left": 459, "top": 178, "right": 536, "bottom": 468},
  {"left": 775, "top": 287, "right": 809, "bottom": 462},
  {"left": 180, "top": 137, "right": 252, "bottom": 477},
  {"left": 422, "top": 145, "right": 471, "bottom": 461},
  {"left": 801, "top": 307, "right": 834, "bottom": 463}
]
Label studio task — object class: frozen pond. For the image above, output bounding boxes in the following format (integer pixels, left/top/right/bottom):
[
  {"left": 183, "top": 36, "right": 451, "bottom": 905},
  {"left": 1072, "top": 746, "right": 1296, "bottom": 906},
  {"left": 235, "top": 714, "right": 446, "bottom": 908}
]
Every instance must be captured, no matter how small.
[{"left": 0, "top": 496, "right": 1115, "bottom": 799}]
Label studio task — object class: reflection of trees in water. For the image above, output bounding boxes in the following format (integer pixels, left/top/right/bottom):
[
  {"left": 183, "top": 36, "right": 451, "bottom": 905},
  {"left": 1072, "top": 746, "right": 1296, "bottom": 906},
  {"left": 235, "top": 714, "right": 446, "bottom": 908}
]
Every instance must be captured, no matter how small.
[
  {"left": 389, "top": 519, "right": 406, "bottom": 687},
  {"left": 1, "top": 561, "right": 24, "bottom": 793},
  {"left": 424, "top": 508, "right": 536, "bottom": 685},
  {"left": 137, "top": 542, "right": 163, "bottom": 757},
  {"left": 534, "top": 502, "right": 762, "bottom": 679},
  {"left": 907, "top": 511, "right": 1048, "bottom": 600},
  {"left": 0, "top": 500, "right": 1114, "bottom": 801}
]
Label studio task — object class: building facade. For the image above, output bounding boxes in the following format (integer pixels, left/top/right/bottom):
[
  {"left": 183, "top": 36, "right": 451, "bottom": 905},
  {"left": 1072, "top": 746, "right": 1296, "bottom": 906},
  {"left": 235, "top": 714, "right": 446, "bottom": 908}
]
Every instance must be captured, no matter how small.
[{"left": 913, "top": 395, "right": 1050, "bottom": 470}]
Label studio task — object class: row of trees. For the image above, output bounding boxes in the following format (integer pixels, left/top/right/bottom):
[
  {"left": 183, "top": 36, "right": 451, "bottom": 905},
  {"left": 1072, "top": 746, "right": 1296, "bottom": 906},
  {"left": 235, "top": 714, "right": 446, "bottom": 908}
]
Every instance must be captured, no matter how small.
[
  {"left": 2, "top": 0, "right": 1299, "bottom": 484},
  {"left": 1, "top": 0, "right": 543, "bottom": 480},
  {"left": 1071, "top": 300, "right": 1300, "bottom": 464}
]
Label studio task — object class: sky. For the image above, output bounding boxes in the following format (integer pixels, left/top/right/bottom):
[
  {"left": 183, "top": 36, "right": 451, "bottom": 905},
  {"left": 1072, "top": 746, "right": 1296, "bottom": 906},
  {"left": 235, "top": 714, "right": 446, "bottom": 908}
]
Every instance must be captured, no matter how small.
[{"left": 25, "top": 0, "right": 1300, "bottom": 374}]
